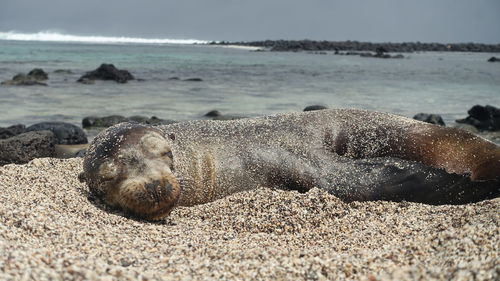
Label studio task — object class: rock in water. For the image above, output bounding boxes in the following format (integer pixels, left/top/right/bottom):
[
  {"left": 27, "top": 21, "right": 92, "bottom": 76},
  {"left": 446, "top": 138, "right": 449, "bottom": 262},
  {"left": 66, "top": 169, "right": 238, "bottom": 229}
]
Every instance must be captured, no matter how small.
[
  {"left": 77, "top": 64, "right": 135, "bottom": 83},
  {"left": 303, "top": 105, "right": 328, "bottom": 111},
  {"left": 413, "top": 113, "right": 445, "bottom": 126},
  {"left": 82, "top": 115, "right": 128, "bottom": 128},
  {"left": 456, "top": 105, "right": 500, "bottom": 131},
  {"left": 183, "top": 78, "right": 203, "bottom": 82},
  {"left": 1, "top": 68, "right": 49, "bottom": 86},
  {"left": 203, "top": 110, "right": 246, "bottom": 120},
  {"left": 26, "top": 122, "right": 88, "bottom": 144},
  {"left": 204, "top": 110, "right": 222, "bottom": 117},
  {"left": 0, "top": 131, "right": 56, "bottom": 165},
  {"left": 27, "top": 68, "right": 49, "bottom": 80}
]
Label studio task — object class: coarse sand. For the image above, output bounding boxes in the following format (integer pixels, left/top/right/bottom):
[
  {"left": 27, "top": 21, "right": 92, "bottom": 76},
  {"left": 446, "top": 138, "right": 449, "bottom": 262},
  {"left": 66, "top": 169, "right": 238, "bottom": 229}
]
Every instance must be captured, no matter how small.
[{"left": 0, "top": 158, "right": 498, "bottom": 280}]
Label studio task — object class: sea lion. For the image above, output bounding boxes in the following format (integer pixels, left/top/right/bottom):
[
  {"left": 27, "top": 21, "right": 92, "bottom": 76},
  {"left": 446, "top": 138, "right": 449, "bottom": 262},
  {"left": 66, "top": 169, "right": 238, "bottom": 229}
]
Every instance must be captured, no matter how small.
[{"left": 79, "top": 109, "right": 500, "bottom": 220}]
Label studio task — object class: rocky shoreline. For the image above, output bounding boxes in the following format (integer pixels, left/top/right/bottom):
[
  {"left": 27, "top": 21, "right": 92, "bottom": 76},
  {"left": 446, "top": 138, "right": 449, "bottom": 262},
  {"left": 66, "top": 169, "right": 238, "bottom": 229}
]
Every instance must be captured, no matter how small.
[{"left": 213, "top": 40, "right": 500, "bottom": 53}]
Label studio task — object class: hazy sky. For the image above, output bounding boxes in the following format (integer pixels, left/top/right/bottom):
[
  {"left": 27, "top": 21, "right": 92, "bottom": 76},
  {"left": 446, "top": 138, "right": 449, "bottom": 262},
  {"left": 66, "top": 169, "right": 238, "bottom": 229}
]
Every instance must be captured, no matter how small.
[{"left": 1, "top": 0, "right": 499, "bottom": 43}]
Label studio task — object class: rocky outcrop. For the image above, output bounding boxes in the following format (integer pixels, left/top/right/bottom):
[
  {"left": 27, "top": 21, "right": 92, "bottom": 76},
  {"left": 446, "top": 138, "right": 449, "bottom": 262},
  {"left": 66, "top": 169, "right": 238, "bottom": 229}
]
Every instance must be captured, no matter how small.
[
  {"left": 456, "top": 105, "right": 500, "bottom": 131},
  {"left": 77, "top": 64, "right": 134, "bottom": 84},
  {"left": 26, "top": 122, "right": 88, "bottom": 144},
  {"left": 413, "top": 113, "right": 445, "bottom": 126},
  {"left": 0, "top": 130, "right": 56, "bottom": 165},
  {"left": 1, "top": 68, "right": 49, "bottom": 86},
  {"left": 488, "top": 57, "right": 500, "bottom": 62},
  {"left": 0, "top": 124, "right": 26, "bottom": 139},
  {"left": 216, "top": 40, "right": 500, "bottom": 53},
  {"left": 82, "top": 115, "right": 176, "bottom": 129}
]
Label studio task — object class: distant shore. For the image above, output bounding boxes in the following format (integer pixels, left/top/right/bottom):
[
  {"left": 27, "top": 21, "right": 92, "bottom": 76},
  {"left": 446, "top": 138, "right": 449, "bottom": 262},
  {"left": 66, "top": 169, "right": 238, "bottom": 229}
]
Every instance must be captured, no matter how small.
[{"left": 211, "top": 40, "right": 500, "bottom": 53}]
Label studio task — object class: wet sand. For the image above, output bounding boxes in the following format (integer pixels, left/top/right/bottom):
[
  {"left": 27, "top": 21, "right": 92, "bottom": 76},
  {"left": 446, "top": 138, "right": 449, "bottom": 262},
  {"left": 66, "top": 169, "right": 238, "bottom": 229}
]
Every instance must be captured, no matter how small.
[{"left": 0, "top": 158, "right": 498, "bottom": 280}]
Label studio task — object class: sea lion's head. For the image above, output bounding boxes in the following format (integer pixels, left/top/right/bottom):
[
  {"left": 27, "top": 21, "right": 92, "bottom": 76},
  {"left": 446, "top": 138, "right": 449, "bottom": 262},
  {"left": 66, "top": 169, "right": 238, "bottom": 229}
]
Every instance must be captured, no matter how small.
[{"left": 79, "top": 122, "right": 180, "bottom": 220}]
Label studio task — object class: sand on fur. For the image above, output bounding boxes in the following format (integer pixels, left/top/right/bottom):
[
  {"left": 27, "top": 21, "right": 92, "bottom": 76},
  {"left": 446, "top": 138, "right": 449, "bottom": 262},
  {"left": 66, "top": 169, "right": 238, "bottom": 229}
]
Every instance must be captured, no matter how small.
[{"left": 0, "top": 158, "right": 498, "bottom": 280}]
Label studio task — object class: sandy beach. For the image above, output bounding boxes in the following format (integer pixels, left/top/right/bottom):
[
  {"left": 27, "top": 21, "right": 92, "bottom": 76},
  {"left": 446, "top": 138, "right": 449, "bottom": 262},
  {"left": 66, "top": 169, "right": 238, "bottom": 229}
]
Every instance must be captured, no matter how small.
[{"left": 0, "top": 157, "right": 497, "bottom": 280}]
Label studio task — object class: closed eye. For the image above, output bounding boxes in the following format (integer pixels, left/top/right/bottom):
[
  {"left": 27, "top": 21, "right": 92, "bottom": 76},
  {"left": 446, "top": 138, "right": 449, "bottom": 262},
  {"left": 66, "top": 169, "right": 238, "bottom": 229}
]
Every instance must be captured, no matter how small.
[
  {"left": 161, "top": 151, "right": 173, "bottom": 159},
  {"left": 161, "top": 151, "right": 175, "bottom": 171}
]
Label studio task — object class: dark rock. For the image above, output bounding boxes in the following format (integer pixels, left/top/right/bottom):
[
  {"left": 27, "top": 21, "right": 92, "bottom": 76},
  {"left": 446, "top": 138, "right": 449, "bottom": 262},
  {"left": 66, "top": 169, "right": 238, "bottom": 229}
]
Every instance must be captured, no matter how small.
[
  {"left": 413, "top": 113, "right": 446, "bottom": 126},
  {"left": 1, "top": 79, "right": 48, "bottom": 86},
  {"left": 456, "top": 105, "right": 500, "bottom": 131},
  {"left": 26, "top": 122, "right": 88, "bottom": 144},
  {"left": 1, "top": 69, "right": 49, "bottom": 86},
  {"left": 82, "top": 115, "right": 176, "bottom": 129},
  {"left": 0, "top": 131, "right": 56, "bottom": 165},
  {"left": 488, "top": 57, "right": 500, "bottom": 62},
  {"left": 0, "top": 124, "right": 26, "bottom": 139},
  {"left": 184, "top": 78, "right": 203, "bottom": 82},
  {"left": 203, "top": 110, "right": 245, "bottom": 120},
  {"left": 469, "top": 105, "right": 491, "bottom": 120},
  {"left": 204, "top": 110, "right": 222, "bottom": 117},
  {"left": 168, "top": 77, "right": 181, "bottom": 80},
  {"left": 77, "top": 64, "right": 135, "bottom": 84},
  {"left": 27, "top": 68, "right": 49, "bottom": 80},
  {"left": 303, "top": 105, "right": 328, "bottom": 111},
  {"left": 82, "top": 115, "right": 128, "bottom": 128},
  {"left": 217, "top": 40, "right": 500, "bottom": 53},
  {"left": 142, "top": 116, "right": 177, "bottom": 126},
  {"left": 375, "top": 47, "right": 388, "bottom": 55}
]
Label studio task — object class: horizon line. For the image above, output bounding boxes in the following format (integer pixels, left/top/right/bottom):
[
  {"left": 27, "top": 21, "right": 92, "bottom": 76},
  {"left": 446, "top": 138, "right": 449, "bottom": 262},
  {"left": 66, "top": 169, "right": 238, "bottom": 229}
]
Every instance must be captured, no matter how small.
[{"left": 1, "top": 30, "right": 499, "bottom": 46}]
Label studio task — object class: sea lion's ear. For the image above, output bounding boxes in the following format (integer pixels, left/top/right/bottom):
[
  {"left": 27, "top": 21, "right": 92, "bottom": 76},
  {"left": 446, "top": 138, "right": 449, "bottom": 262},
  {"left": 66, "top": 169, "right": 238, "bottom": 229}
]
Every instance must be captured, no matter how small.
[
  {"left": 168, "top": 133, "right": 175, "bottom": 141},
  {"left": 78, "top": 172, "right": 86, "bottom": 183}
]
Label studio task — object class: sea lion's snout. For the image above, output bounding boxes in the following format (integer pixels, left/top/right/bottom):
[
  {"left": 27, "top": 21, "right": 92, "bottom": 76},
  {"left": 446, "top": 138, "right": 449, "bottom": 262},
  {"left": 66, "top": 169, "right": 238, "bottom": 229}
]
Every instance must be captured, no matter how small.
[{"left": 81, "top": 123, "right": 181, "bottom": 220}]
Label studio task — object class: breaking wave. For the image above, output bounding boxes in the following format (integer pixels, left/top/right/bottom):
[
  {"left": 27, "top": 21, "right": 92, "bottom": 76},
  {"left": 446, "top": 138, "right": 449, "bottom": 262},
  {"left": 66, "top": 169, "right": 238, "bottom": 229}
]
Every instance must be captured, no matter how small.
[{"left": 0, "top": 31, "right": 209, "bottom": 45}]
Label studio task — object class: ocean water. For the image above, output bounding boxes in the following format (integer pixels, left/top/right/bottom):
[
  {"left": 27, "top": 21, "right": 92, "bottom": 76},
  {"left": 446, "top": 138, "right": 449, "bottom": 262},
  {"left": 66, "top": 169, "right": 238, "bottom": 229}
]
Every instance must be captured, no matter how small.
[{"left": 1, "top": 39, "right": 499, "bottom": 128}]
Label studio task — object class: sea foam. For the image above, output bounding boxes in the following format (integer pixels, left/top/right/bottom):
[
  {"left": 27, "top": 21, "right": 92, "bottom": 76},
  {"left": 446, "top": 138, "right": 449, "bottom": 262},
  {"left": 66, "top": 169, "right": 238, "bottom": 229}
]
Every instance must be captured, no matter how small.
[{"left": 0, "top": 31, "right": 208, "bottom": 45}]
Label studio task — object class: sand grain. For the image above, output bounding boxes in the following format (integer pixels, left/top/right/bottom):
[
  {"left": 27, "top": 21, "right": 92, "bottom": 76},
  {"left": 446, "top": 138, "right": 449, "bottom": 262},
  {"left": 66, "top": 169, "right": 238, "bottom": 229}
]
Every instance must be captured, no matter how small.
[{"left": 0, "top": 158, "right": 498, "bottom": 280}]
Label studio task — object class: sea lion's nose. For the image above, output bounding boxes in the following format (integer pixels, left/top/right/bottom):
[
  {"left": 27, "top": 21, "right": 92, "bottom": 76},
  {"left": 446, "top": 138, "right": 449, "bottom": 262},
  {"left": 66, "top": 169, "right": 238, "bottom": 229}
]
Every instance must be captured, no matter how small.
[{"left": 144, "top": 180, "right": 174, "bottom": 205}]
